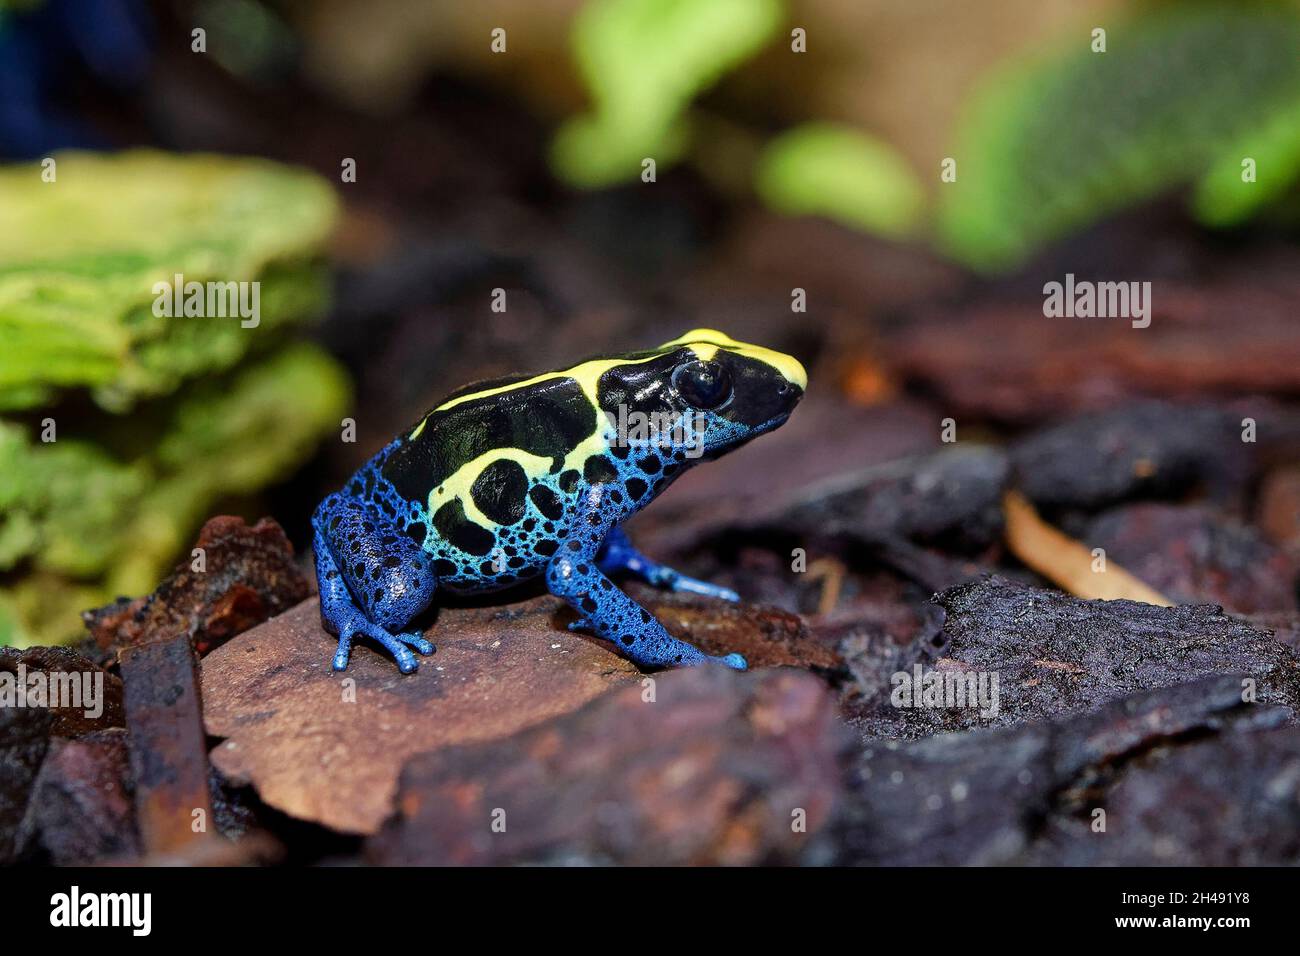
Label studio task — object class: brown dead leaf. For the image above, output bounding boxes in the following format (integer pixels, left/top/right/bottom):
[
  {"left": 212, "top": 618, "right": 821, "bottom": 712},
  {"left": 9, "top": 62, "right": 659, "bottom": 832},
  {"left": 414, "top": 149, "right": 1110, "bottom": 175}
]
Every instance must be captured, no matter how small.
[
  {"left": 201, "top": 596, "right": 641, "bottom": 834},
  {"left": 200, "top": 589, "right": 830, "bottom": 835}
]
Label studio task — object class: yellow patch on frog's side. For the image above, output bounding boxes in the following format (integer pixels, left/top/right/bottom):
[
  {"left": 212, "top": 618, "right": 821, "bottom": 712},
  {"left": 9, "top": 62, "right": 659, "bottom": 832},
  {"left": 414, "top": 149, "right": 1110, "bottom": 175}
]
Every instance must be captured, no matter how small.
[{"left": 427, "top": 424, "right": 614, "bottom": 529}]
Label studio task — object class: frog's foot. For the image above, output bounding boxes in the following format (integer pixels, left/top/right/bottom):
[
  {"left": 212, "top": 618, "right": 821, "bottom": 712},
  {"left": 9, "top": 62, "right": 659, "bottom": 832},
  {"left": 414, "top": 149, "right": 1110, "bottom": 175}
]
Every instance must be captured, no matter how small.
[
  {"left": 332, "top": 623, "right": 435, "bottom": 674},
  {"left": 716, "top": 652, "right": 748, "bottom": 671}
]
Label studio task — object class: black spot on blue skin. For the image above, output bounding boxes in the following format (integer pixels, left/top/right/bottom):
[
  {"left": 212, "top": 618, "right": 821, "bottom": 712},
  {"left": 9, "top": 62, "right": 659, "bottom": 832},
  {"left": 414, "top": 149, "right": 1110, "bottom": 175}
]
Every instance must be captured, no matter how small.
[
  {"left": 626, "top": 477, "right": 647, "bottom": 500},
  {"left": 533, "top": 539, "right": 558, "bottom": 556},
  {"left": 584, "top": 455, "right": 618, "bottom": 484},
  {"left": 559, "top": 470, "right": 581, "bottom": 493},
  {"left": 529, "top": 484, "right": 564, "bottom": 520},
  {"left": 433, "top": 499, "right": 496, "bottom": 556},
  {"left": 471, "top": 459, "right": 529, "bottom": 525},
  {"left": 638, "top": 455, "right": 661, "bottom": 474}
]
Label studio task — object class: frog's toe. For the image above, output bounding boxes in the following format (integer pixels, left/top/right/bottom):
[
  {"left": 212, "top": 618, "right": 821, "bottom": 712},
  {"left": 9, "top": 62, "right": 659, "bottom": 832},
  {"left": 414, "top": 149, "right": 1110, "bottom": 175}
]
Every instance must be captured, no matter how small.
[
  {"left": 716, "top": 652, "right": 748, "bottom": 671},
  {"left": 671, "top": 575, "right": 741, "bottom": 603},
  {"left": 396, "top": 632, "right": 436, "bottom": 655},
  {"left": 349, "top": 621, "right": 422, "bottom": 674},
  {"left": 567, "top": 618, "right": 591, "bottom": 633},
  {"left": 331, "top": 635, "right": 354, "bottom": 672},
  {"left": 389, "top": 644, "right": 419, "bottom": 674}
]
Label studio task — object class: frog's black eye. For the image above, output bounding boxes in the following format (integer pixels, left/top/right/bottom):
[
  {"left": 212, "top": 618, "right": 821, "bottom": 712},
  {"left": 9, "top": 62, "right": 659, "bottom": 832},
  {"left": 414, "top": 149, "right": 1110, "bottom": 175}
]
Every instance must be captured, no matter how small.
[{"left": 672, "top": 360, "right": 732, "bottom": 409}]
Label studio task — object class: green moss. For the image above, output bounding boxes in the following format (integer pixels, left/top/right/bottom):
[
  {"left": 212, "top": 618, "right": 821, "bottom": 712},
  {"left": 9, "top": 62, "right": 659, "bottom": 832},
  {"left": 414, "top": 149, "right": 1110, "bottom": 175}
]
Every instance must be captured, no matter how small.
[
  {"left": 0, "top": 151, "right": 347, "bottom": 647},
  {"left": 0, "top": 150, "right": 338, "bottom": 410},
  {"left": 0, "top": 344, "right": 350, "bottom": 647}
]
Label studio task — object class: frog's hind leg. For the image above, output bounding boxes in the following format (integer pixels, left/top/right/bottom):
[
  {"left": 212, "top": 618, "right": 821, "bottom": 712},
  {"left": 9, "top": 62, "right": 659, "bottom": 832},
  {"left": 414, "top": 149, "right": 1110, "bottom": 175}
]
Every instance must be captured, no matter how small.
[
  {"left": 312, "top": 492, "right": 437, "bottom": 674},
  {"left": 597, "top": 526, "right": 740, "bottom": 602}
]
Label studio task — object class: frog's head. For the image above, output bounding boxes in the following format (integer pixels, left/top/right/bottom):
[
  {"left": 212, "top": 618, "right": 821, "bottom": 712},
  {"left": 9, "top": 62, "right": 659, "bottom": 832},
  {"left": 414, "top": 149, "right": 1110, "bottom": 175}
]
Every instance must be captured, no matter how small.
[{"left": 597, "top": 328, "right": 806, "bottom": 461}]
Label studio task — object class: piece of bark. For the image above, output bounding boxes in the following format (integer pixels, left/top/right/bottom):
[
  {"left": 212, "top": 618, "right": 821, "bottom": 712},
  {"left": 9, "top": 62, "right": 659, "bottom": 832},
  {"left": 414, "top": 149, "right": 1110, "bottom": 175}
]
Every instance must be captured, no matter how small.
[
  {"left": 369, "top": 667, "right": 847, "bottom": 865},
  {"left": 1032, "top": 718, "right": 1300, "bottom": 865},
  {"left": 0, "top": 646, "right": 124, "bottom": 737},
  {"left": 0, "top": 647, "right": 128, "bottom": 863},
  {"left": 1010, "top": 402, "right": 1246, "bottom": 514},
  {"left": 884, "top": 272, "right": 1300, "bottom": 424},
  {"left": 83, "top": 515, "right": 311, "bottom": 660},
  {"left": 775, "top": 446, "right": 1010, "bottom": 553},
  {"left": 23, "top": 730, "right": 138, "bottom": 865},
  {"left": 633, "top": 585, "right": 842, "bottom": 671},
  {"left": 834, "top": 676, "right": 1288, "bottom": 865},
  {"left": 1086, "top": 503, "right": 1298, "bottom": 614},
  {"left": 850, "top": 576, "right": 1300, "bottom": 739},
  {"left": 120, "top": 636, "right": 213, "bottom": 855},
  {"left": 0, "top": 702, "right": 51, "bottom": 864}
]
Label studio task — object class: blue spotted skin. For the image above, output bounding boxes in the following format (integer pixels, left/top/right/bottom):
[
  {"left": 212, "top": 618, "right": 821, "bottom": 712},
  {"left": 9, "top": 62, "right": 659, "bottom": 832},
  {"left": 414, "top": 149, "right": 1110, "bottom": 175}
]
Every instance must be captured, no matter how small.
[{"left": 312, "top": 329, "right": 806, "bottom": 675}]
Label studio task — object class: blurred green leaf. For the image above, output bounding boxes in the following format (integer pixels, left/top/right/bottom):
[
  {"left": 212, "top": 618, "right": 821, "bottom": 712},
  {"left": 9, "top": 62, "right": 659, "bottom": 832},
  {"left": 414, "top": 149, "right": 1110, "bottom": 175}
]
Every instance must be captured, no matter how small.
[
  {"left": 754, "top": 122, "right": 925, "bottom": 239},
  {"left": 938, "top": 3, "right": 1300, "bottom": 271},
  {"left": 552, "top": 0, "right": 783, "bottom": 187}
]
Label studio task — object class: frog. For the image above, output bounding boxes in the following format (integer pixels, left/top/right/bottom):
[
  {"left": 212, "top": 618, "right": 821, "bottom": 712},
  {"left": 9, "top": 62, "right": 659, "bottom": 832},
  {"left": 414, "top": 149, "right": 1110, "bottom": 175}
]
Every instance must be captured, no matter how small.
[{"left": 311, "top": 328, "right": 806, "bottom": 675}]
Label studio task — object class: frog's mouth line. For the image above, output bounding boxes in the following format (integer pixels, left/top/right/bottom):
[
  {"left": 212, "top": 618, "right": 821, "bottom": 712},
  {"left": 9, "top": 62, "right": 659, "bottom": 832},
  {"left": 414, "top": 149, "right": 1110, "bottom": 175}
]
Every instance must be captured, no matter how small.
[{"left": 699, "top": 410, "right": 794, "bottom": 460}]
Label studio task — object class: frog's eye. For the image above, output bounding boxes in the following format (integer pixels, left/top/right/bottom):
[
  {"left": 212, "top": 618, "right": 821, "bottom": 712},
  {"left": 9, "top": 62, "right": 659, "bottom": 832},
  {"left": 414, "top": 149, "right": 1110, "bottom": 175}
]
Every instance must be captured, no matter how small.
[{"left": 672, "top": 360, "right": 733, "bottom": 409}]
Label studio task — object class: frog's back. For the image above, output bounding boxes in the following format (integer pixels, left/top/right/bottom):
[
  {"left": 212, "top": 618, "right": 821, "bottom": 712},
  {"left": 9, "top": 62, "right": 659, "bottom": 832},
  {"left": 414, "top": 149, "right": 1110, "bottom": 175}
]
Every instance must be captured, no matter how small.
[{"left": 379, "top": 369, "right": 610, "bottom": 591}]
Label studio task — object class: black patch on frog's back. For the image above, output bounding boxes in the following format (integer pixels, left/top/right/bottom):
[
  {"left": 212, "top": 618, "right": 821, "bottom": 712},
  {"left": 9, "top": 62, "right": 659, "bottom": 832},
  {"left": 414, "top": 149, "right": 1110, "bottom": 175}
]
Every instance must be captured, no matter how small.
[
  {"left": 432, "top": 499, "right": 496, "bottom": 556},
  {"left": 584, "top": 454, "right": 618, "bottom": 484},
  {"left": 382, "top": 377, "right": 597, "bottom": 503},
  {"left": 595, "top": 351, "right": 684, "bottom": 418},
  {"left": 470, "top": 459, "right": 528, "bottom": 526},
  {"left": 529, "top": 484, "right": 564, "bottom": 520}
]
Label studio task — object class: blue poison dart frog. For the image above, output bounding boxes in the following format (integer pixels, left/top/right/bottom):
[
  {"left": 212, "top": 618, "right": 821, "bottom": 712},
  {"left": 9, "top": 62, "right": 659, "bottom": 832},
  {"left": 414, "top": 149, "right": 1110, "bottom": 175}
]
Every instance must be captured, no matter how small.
[{"left": 311, "top": 329, "right": 806, "bottom": 675}]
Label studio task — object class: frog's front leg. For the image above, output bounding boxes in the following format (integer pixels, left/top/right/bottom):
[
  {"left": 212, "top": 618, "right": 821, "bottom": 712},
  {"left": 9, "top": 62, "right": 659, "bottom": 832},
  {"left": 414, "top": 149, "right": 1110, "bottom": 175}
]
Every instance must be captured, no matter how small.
[
  {"left": 312, "top": 493, "right": 437, "bottom": 674},
  {"left": 547, "top": 491, "right": 746, "bottom": 670},
  {"left": 596, "top": 526, "right": 740, "bottom": 602}
]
